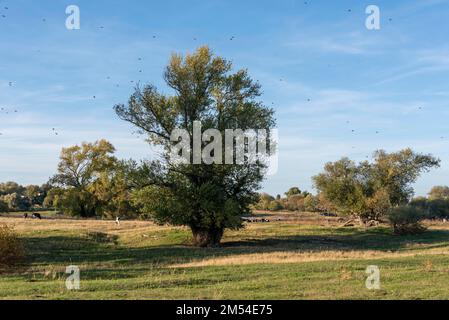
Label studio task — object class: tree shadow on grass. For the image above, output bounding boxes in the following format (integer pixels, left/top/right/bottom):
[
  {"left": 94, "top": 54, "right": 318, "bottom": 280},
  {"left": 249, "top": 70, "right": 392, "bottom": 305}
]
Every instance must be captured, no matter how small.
[
  {"left": 223, "top": 228, "right": 449, "bottom": 251},
  {"left": 19, "top": 227, "right": 449, "bottom": 271}
]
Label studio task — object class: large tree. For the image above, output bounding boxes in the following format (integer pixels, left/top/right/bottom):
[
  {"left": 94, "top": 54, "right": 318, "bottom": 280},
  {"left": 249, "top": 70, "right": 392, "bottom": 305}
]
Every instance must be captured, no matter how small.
[
  {"left": 115, "top": 46, "right": 275, "bottom": 247},
  {"left": 49, "top": 140, "right": 118, "bottom": 217},
  {"left": 313, "top": 149, "right": 440, "bottom": 222}
]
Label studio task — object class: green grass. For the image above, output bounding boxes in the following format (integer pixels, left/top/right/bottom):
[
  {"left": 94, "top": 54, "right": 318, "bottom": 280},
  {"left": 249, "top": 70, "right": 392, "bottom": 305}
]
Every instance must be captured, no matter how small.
[{"left": 1, "top": 212, "right": 449, "bottom": 300}]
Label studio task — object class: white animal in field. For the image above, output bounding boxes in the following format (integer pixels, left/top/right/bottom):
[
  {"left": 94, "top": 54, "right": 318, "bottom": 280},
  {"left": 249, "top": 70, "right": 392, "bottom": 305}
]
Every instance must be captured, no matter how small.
[{"left": 115, "top": 217, "right": 120, "bottom": 226}]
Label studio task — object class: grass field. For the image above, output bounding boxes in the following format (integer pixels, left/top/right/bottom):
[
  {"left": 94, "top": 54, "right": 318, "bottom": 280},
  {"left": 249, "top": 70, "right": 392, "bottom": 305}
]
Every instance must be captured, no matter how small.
[{"left": 1, "top": 211, "right": 449, "bottom": 300}]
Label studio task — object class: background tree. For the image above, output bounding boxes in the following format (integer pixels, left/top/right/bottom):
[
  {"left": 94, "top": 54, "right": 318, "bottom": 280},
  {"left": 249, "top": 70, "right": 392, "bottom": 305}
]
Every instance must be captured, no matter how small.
[
  {"left": 283, "top": 194, "right": 303, "bottom": 211},
  {"left": 49, "top": 140, "right": 118, "bottom": 217},
  {"left": 304, "top": 194, "right": 320, "bottom": 212},
  {"left": 428, "top": 186, "right": 449, "bottom": 200},
  {"left": 0, "top": 182, "right": 25, "bottom": 197},
  {"left": 285, "top": 187, "right": 301, "bottom": 198},
  {"left": 313, "top": 157, "right": 366, "bottom": 217},
  {"left": 254, "top": 192, "right": 275, "bottom": 210},
  {"left": 1, "top": 193, "right": 30, "bottom": 211},
  {"left": 115, "top": 46, "right": 275, "bottom": 247},
  {"left": 90, "top": 162, "right": 137, "bottom": 218},
  {"left": 313, "top": 149, "right": 440, "bottom": 223},
  {"left": 371, "top": 149, "right": 440, "bottom": 205},
  {"left": 410, "top": 186, "right": 449, "bottom": 219},
  {"left": 0, "top": 200, "right": 8, "bottom": 213}
]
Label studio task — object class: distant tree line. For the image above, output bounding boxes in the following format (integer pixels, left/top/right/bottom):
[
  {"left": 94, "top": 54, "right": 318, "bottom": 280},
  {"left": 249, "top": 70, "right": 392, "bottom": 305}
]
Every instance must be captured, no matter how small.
[
  {"left": 0, "top": 182, "right": 51, "bottom": 212},
  {"left": 2, "top": 145, "right": 446, "bottom": 236},
  {"left": 253, "top": 188, "right": 321, "bottom": 213},
  {"left": 1, "top": 143, "right": 445, "bottom": 237},
  {"left": 410, "top": 186, "right": 449, "bottom": 219}
]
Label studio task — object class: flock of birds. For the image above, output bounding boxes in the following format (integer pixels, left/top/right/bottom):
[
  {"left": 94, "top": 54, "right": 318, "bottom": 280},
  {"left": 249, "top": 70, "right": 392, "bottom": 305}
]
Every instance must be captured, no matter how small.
[{"left": 0, "top": 3, "right": 445, "bottom": 153}]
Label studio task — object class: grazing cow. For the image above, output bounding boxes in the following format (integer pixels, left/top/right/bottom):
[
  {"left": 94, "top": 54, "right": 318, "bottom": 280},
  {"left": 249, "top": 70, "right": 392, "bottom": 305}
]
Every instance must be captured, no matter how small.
[
  {"left": 242, "top": 217, "right": 271, "bottom": 223},
  {"left": 32, "top": 213, "right": 42, "bottom": 220},
  {"left": 320, "top": 212, "right": 338, "bottom": 217}
]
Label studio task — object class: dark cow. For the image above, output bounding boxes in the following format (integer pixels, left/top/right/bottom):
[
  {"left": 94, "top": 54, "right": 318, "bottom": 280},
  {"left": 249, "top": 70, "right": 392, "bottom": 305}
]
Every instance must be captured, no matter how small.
[{"left": 32, "top": 213, "right": 42, "bottom": 220}]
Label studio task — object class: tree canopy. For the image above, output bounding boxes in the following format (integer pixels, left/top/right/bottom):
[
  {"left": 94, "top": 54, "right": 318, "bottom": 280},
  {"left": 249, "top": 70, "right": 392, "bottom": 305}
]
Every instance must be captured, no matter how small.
[
  {"left": 313, "top": 148, "right": 440, "bottom": 222},
  {"left": 48, "top": 140, "right": 134, "bottom": 218},
  {"left": 115, "top": 46, "right": 276, "bottom": 246}
]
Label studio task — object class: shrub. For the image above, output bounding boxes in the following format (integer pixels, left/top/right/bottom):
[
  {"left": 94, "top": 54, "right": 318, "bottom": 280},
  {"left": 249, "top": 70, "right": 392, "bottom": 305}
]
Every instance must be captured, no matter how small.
[
  {"left": 253, "top": 193, "right": 275, "bottom": 210},
  {"left": 268, "top": 200, "right": 284, "bottom": 211},
  {"left": 387, "top": 206, "right": 427, "bottom": 235},
  {"left": 285, "top": 194, "right": 305, "bottom": 211},
  {"left": 304, "top": 194, "right": 319, "bottom": 212},
  {"left": 410, "top": 197, "right": 449, "bottom": 219},
  {"left": 0, "top": 224, "right": 25, "bottom": 269}
]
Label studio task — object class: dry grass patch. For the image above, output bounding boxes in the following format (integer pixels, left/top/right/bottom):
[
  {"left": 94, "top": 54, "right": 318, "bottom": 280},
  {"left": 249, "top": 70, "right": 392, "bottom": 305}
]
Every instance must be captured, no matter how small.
[{"left": 171, "top": 247, "right": 449, "bottom": 268}]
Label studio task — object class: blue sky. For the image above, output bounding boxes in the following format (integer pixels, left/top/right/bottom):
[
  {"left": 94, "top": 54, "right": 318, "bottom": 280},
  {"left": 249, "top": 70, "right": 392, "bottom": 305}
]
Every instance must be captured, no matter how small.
[{"left": 0, "top": 0, "right": 449, "bottom": 196}]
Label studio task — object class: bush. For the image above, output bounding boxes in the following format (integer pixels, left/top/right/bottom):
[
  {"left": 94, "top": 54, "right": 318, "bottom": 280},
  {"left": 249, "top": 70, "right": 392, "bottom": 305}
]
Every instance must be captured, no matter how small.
[
  {"left": 410, "top": 197, "right": 449, "bottom": 219},
  {"left": 0, "top": 224, "right": 25, "bottom": 268},
  {"left": 284, "top": 194, "right": 305, "bottom": 211},
  {"left": 253, "top": 193, "right": 275, "bottom": 210},
  {"left": 268, "top": 200, "right": 284, "bottom": 211},
  {"left": 304, "top": 194, "right": 319, "bottom": 212},
  {"left": 387, "top": 206, "right": 427, "bottom": 235}
]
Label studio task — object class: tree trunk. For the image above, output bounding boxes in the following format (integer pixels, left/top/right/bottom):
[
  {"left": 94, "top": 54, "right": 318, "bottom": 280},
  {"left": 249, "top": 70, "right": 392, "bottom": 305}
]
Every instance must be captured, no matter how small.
[{"left": 191, "top": 227, "right": 224, "bottom": 247}]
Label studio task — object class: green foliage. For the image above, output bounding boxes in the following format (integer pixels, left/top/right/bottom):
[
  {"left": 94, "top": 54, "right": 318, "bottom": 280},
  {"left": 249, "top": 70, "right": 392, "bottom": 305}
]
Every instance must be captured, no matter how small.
[
  {"left": 304, "top": 194, "right": 320, "bottom": 212},
  {"left": 268, "top": 200, "right": 283, "bottom": 211},
  {"left": 313, "top": 149, "right": 440, "bottom": 221},
  {"left": 51, "top": 139, "right": 117, "bottom": 189},
  {"left": 0, "top": 200, "right": 8, "bottom": 213},
  {"left": 363, "top": 189, "right": 391, "bottom": 222},
  {"left": 387, "top": 206, "right": 427, "bottom": 235},
  {"left": 284, "top": 194, "right": 304, "bottom": 211},
  {"left": 428, "top": 185, "right": 449, "bottom": 200},
  {"left": 0, "top": 182, "right": 25, "bottom": 196},
  {"left": 48, "top": 140, "right": 134, "bottom": 218},
  {"left": 254, "top": 190, "right": 318, "bottom": 212},
  {"left": 24, "top": 184, "right": 50, "bottom": 207},
  {"left": 1, "top": 193, "right": 30, "bottom": 211},
  {"left": 410, "top": 195, "right": 449, "bottom": 219},
  {"left": 0, "top": 182, "right": 49, "bottom": 211},
  {"left": 45, "top": 188, "right": 99, "bottom": 217},
  {"left": 90, "top": 168, "right": 137, "bottom": 218},
  {"left": 285, "top": 187, "right": 301, "bottom": 198},
  {"left": 254, "top": 193, "right": 275, "bottom": 210},
  {"left": 115, "top": 47, "right": 275, "bottom": 247},
  {"left": 372, "top": 149, "right": 440, "bottom": 205},
  {"left": 313, "top": 157, "right": 366, "bottom": 216}
]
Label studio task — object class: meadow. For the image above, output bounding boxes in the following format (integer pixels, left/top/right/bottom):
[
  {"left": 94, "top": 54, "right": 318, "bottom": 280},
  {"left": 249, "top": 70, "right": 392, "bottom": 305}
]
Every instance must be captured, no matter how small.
[{"left": 1, "top": 211, "right": 449, "bottom": 300}]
